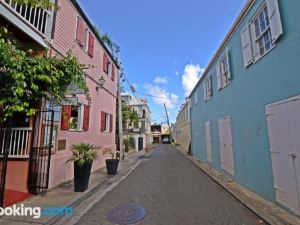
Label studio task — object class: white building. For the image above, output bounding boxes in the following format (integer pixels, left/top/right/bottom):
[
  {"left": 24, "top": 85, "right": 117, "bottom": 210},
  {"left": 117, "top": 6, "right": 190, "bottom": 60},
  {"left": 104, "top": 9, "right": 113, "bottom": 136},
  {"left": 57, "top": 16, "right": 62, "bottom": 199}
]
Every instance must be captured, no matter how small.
[{"left": 121, "top": 93, "right": 151, "bottom": 151}]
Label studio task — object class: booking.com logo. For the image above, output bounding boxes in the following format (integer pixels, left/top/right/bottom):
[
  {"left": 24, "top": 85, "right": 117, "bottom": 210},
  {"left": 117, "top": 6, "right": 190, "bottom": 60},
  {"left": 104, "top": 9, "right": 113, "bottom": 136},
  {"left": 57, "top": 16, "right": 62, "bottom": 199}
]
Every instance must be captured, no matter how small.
[{"left": 0, "top": 204, "right": 73, "bottom": 219}]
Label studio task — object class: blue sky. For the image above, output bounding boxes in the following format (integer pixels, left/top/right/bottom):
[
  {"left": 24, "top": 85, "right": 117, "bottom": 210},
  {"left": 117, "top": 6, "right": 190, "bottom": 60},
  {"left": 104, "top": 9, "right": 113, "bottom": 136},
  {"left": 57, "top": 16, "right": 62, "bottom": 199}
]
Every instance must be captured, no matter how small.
[{"left": 79, "top": 0, "right": 246, "bottom": 123}]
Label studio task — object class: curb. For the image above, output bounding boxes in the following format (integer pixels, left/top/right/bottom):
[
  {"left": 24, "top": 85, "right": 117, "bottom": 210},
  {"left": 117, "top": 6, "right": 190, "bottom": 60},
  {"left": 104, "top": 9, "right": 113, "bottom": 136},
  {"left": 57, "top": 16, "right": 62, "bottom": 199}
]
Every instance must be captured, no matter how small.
[{"left": 174, "top": 146, "right": 300, "bottom": 225}]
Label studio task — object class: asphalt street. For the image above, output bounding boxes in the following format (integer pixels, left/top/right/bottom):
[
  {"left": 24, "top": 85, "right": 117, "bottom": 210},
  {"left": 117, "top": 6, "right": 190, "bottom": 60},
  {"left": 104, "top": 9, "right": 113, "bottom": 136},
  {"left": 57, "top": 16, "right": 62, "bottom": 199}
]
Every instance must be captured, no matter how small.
[{"left": 76, "top": 144, "right": 267, "bottom": 225}]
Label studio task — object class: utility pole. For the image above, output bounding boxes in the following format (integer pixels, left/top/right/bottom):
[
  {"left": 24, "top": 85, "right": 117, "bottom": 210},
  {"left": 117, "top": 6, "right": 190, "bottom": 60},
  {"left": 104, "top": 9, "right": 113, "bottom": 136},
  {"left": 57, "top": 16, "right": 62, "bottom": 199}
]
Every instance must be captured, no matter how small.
[
  {"left": 164, "top": 103, "right": 172, "bottom": 142},
  {"left": 117, "top": 56, "right": 124, "bottom": 160}
]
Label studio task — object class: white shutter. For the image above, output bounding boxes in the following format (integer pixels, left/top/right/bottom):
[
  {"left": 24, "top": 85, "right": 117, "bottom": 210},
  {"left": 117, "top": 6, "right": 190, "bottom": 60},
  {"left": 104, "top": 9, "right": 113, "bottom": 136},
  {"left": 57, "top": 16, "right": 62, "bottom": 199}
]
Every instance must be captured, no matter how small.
[
  {"left": 209, "top": 76, "right": 212, "bottom": 97},
  {"left": 250, "top": 22, "right": 261, "bottom": 62},
  {"left": 226, "top": 48, "right": 231, "bottom": 80},
  {"left": 240, "top": 25, "right": 253, "bottom": 67},
  {"left": 266, "top": 0, "right": 283, "bottom": 43},
  {"left": 216, "top": 64, "right": 222, "bottom": 90},
  {"left": 203, "top": 83, "right": 207, "bottom": 101}
]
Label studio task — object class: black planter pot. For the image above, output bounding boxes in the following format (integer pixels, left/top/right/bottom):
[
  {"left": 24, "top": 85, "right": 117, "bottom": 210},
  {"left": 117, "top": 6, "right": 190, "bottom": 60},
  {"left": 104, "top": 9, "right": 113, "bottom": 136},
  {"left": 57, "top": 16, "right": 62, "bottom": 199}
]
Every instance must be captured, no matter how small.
[
  {"left": 105, "top": 159, "right": 119, "bottom": 175},
  {"left": 74, "top": 162, "right": 92, "bottom": 192}
]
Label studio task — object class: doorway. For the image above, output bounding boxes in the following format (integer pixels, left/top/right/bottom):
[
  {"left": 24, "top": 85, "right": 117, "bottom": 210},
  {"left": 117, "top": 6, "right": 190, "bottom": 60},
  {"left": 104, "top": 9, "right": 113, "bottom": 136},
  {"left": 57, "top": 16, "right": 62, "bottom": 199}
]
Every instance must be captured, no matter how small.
[
  {"left": 218, "top": 116, "right": 235, "bottom": 176},
  {"left": 138, "top": 137, "right": 143, "bottom": 151},
  {"left": 266, "top": 96, "right": 300, "bottom": 215}
]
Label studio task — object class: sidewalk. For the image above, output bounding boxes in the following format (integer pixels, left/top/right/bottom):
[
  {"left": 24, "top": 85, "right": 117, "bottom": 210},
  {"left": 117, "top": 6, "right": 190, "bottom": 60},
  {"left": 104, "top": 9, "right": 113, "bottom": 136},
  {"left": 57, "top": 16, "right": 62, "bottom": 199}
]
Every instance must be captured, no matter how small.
[
  {"left": 174, "top": 145, "right": 300, "bottom": 225},
  {"left": 0, "top": 148, "right": 154, "bottom": 225}
]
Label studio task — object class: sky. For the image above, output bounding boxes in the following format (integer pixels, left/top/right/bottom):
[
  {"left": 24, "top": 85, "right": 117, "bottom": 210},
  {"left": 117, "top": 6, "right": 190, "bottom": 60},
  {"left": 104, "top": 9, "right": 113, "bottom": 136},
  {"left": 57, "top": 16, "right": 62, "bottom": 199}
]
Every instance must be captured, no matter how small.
[{"left": 78, "top": 0, "right": 246, "bottom": 123}]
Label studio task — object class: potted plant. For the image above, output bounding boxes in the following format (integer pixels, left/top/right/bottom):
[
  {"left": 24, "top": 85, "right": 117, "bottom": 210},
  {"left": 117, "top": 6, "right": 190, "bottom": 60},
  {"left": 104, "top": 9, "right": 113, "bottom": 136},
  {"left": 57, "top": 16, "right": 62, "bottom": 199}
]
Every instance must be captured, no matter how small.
[
  {"left": 103, "top": 148, "right": 119, "bottom": 175},
  {"left": 66, "top": 143, "right": 98, "bottom": 192}
]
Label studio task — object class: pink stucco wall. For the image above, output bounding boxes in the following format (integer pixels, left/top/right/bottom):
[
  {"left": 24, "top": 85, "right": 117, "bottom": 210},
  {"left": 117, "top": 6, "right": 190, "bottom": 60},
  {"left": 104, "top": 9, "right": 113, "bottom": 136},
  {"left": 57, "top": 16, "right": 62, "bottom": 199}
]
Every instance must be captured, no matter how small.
[{"left": 48, "top": 0, "right": 117, "bottom": 188}]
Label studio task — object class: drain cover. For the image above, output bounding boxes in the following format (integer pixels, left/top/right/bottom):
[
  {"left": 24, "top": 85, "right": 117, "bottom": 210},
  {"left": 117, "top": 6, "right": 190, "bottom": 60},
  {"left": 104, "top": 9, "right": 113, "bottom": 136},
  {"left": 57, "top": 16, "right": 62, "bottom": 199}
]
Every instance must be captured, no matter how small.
[{"left": 107, "top": 204, "right": 146, "bottom": 225}]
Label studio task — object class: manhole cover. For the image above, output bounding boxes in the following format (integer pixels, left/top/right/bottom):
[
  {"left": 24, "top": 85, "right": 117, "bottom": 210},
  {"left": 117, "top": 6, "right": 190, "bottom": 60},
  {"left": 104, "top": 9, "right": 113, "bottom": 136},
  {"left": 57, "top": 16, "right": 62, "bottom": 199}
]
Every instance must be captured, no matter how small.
[{"left": 107, "top": 204, "right": 146, "bottom": 225}]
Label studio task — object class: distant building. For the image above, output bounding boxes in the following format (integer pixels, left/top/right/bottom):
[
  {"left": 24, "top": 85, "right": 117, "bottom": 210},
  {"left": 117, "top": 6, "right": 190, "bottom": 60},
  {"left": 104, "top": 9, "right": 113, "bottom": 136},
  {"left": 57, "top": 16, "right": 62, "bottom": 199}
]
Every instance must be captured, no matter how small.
[
  {"left": 121, "top": 93, "right": 151, "bottom": 151},
  {"left": 161, "top": 124, "right": 171, "bottom": 143},
  {"left": 175, "top": 100, "right": 191, "bottom": 152},
  {"left": 151, "top": 124, "right": 162, "bottom": 144}
]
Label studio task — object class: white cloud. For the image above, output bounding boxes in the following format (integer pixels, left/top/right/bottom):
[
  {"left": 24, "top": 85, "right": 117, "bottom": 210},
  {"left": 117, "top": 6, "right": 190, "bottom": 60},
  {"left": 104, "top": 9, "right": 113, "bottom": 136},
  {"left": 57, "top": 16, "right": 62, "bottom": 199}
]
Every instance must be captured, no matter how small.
[
  {"left": 182, "top": 64, "right": 205, "bottom": 96},
  {"left": 153, "top": 76, "right": 168, "bottom": 84},
  {"left": 145, "top": 84, "right": 178, "bottom": 109}
]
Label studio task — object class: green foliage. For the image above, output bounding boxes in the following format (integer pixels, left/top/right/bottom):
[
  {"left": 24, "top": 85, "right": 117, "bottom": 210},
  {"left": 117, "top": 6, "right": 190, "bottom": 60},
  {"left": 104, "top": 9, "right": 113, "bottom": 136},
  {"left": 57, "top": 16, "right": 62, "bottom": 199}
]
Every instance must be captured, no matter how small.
[
  {"left": 122, "top": 103, "right": 139, "bottom": 125},
  {"left": 128, "top": 136, "right": 135, "bottom": 149},
  {"left": 0, "top": 29, "right": 90, "bottom": 118},
  {"left": 66, "top": 143, "right": 98, "bottom": 166},
  {"left": 101, "top": 33, "right": 120, "bottom": 57},
  {"left": 124, "top": 136, "right": 135, "bottom": 150},
  {"left": 14, "top": 0, "right": 55, "bottom": 9}
]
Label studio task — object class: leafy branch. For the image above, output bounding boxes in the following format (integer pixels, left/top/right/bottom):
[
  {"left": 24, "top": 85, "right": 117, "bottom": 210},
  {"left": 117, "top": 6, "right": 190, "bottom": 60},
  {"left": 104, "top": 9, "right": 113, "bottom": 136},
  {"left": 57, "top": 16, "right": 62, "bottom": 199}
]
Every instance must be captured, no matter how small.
[{"left": 0, "top": 28, "right": 90, "bottom": 119}]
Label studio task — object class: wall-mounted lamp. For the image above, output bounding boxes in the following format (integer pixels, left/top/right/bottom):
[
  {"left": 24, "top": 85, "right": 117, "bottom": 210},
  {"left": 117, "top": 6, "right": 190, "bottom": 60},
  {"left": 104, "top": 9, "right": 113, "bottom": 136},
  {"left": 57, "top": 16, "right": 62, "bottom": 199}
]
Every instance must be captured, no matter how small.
[{"left": 96, "top": 76, "right": 106, "bottom": 91}]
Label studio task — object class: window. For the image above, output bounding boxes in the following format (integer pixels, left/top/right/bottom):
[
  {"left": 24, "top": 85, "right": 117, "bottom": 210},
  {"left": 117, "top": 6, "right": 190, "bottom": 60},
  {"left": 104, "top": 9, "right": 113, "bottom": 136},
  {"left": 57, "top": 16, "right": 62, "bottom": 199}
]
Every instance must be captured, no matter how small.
[
  {"left": 102, "top": 53, "right": 116, "bottom": 80},
  {"left": 101, "top": 111, "right": 113, "bottom": 132},
  {"left": 76, "top": 17, "right": 94, "bottom": 57},
  {"left": 253, "top": 5, "right": 273, "bottom": 56},
  {"left": 241, "top": 0, "right": 283, "bottom": 67},
  {"left": 194, "top": 91, "right": 198, "bottom": 105},
  {"left": 204, "top": 75, "right": 212, "bottom": 101},
  {"left": 104, "top": 113, "right": 110, "bottom": 132},
  {"left": 61, "top": 104, "right": 90, "bottom": 131},
  {"left": 217, "top": 49, "right": 231, "bottom": 90}
]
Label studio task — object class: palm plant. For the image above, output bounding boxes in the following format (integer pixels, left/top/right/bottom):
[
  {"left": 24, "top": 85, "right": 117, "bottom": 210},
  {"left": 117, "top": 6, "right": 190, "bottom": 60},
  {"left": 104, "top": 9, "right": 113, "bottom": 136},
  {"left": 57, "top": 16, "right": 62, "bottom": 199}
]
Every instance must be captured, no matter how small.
[{"left": 66, "top": 143, "right": 98, "bottom": 166}]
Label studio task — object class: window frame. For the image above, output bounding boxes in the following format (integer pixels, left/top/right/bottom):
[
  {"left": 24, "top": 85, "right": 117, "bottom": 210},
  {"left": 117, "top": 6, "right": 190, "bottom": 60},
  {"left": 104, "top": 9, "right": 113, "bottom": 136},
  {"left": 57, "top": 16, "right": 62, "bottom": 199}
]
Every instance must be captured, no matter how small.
[
  {"left": 204, "top": 75, "right": 212, "bottom": 101},
  {"left": 250, "top": 3, "right": 275, "bottom": 62},
  {"left": 69, "top": 103, "right": 84, "bottom": 131},
  {"left": 104, "top": 113, "right": 110, "bottom": 132},
  {"left": 219, "top": 56, "right": 230, "bottom": 88}
]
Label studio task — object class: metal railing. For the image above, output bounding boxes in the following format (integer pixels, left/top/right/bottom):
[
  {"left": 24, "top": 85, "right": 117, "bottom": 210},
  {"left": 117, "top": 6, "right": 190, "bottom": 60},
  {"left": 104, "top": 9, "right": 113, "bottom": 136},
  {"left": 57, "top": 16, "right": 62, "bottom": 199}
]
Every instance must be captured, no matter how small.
[
  {"left": 3, "top": 0, "right": 51, "bottom": 36},
  {"left": 0, "top": 128, "right": 32, "bottom": 158}
]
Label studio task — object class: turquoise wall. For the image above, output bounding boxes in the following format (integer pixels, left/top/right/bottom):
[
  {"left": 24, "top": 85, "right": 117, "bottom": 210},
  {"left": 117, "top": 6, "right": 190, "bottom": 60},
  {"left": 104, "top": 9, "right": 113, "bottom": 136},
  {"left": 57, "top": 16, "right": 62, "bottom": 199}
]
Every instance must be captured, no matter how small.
[{"left": 190, "top": 0, "right": 300, "bottom": 203}]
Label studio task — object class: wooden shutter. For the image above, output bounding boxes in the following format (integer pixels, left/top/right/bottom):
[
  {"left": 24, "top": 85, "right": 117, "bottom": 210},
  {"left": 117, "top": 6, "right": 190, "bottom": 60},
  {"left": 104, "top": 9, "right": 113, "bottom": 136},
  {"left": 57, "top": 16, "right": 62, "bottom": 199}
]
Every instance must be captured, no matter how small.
[
  {"left": 61, "top": 105, "right": 71, "bottom": 130},
  {"left": 83, "top": 105, "right": 90, "bottom": 131},
  {"left": 266, "top": 0, "right": 283, "bottom": 43},
  {"left": 250, "top": 22, "right": 261, "bottom": 62},
  {"left": 76, "top": 17, "right": 82, "bottom": 43},
  {"left": 88, "top": 32, "right": 94, "bottom": 57},
  {"left": 216, "top": 64, "right": 222, "bottom": 90},
  {"left": 112, "top": 65, "right": 116, "bottom": 81},
  {"left": 76, "top": 17, "right": 85, "bottom": 46},
  {"left": 110, "top": 114, "right": 113, "bottom": 132},
  {"left": 101, "top": 111, "right": 106, "bottom": 132},
  {"left": 241, "top": 25, "right": 253, "bottom": 67},
  {"left": 103, "top": 53, "right": 108, "bottom": 73},
  {"left": 226, "top": 48, "right": 231, "bottom": 80}
]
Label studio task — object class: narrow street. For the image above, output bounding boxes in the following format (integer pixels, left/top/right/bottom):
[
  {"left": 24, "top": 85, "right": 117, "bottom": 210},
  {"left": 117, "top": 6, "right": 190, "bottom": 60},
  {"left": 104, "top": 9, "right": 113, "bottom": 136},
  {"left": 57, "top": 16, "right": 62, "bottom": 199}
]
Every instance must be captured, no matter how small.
[{"left": 76, "top": 145, "right": 266, "bottom": 225}]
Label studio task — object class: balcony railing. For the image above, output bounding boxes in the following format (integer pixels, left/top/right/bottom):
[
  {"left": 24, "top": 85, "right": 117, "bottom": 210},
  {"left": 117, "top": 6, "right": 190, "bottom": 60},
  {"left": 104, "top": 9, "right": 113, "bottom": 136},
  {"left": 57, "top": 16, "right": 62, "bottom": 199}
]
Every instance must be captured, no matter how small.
[
  {"left": 0, "top": 127, "right": 32, "bottom": 158},
  {"left": 3, "top": 0, "right": 51, "bottom": 36}
]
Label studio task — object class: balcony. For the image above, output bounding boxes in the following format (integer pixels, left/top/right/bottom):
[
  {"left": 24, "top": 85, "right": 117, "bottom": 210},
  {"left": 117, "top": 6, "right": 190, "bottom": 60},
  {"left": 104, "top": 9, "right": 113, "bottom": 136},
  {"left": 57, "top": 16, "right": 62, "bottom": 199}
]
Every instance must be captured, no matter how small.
[
  {"left": 0, "top": 127, "right": 32, "bottom": 158},
  {"left": 0, "top": 0, "right": 54, "bottom": 46}
]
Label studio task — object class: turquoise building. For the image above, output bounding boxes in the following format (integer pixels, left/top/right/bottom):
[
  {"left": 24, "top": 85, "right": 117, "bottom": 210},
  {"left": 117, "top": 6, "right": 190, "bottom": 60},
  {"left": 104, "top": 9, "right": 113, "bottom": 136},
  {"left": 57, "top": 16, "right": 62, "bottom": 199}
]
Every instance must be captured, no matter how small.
[{"left": 189, "top": 0, "right": 300, "bottom": 215}]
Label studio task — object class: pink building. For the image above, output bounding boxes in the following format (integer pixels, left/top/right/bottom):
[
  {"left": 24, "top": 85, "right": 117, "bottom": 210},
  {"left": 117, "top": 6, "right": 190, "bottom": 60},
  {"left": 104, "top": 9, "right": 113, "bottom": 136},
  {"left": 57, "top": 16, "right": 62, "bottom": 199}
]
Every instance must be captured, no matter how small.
[
  {"left": 48, "top": 0, "right": 118, "bottom": 188},
  {"left": 0, "top": 0, "right": 118, "bottom": 200}
]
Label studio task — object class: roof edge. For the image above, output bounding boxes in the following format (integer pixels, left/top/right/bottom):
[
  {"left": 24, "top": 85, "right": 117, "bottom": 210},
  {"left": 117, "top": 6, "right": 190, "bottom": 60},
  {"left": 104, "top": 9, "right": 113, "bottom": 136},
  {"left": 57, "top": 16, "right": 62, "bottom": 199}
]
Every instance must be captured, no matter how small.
[
  {"left": 189, "top": 0, "right": 255, "bottom": 98},
  {"left": 70, "top": 0, "right": 120, "bottom": 68}
]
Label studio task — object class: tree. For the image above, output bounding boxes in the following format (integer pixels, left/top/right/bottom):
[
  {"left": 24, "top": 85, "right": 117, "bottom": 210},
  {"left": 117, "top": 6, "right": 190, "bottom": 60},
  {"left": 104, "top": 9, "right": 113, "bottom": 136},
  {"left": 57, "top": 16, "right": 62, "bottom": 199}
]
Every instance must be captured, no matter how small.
[{"left": 0, "top": 28, "right": 90, "bottom": 120}]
